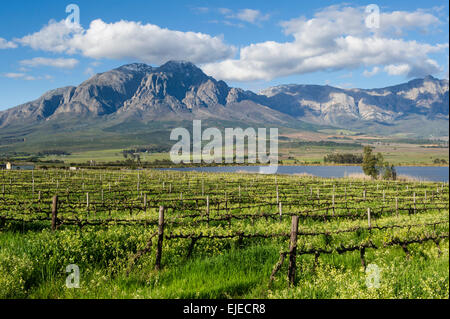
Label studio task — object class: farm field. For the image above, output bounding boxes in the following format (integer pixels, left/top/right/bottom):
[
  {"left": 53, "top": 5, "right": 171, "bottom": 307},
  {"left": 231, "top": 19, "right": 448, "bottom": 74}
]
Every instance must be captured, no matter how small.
[
  {"left": 0, "top": 169, "right": 448, "bottom": 299},
  {"left": 38, "top": 144, "right": 449, "bottom": 167}
]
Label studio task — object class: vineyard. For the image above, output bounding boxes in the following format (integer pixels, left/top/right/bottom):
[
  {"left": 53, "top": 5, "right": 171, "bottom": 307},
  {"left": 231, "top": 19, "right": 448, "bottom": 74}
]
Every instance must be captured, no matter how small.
[{"left": 0, "top": 169, "right": 448, "bottom": 299}]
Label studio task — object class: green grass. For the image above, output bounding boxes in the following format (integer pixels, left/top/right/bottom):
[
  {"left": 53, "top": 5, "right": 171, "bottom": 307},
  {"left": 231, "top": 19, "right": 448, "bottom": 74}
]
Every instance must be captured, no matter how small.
[
  {"left": 0, "top": 169, "right": 448, "bottom": 299},
  {"left": 2, "top": 231, "right": 447, "bottom": 299}
]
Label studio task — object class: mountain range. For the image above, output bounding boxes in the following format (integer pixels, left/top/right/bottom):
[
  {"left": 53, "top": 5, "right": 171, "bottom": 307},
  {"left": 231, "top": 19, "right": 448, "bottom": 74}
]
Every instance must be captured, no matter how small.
[{"left": 0, "top": 61, "right": 448, "bottom": 152}]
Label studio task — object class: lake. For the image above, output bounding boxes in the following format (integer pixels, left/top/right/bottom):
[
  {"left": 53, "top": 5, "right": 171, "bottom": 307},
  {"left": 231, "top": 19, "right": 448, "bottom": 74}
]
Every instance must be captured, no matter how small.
[{"left": 161, "top": 165, "right": 449, "bottom": 182}]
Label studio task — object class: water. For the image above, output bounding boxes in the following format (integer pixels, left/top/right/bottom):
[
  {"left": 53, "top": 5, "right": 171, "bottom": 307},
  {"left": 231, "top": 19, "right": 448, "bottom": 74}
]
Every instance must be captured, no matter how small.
[{"left": 161, "top": 165, "right": 449, "bottom": 182}]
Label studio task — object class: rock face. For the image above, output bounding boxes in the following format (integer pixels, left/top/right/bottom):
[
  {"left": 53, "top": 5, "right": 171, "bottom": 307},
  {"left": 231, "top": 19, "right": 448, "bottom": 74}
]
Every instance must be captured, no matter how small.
[
  {"left": 0, "top": 86, "right": 76, "bottom": 127},
  {"left": 0, "top": 61, "right": 448, "bottom": 136},
  {"left": 259, "top": 76, "right": 449, "bottom": 126},
  {"left": 120, "top": 61, "right": 230, "bottom": 112}
]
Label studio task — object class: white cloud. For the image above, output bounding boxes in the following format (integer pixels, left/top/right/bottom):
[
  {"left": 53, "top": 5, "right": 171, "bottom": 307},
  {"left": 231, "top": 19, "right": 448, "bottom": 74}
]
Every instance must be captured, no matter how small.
[
  {"left": 193, "top": 7, "right": 210, "bottom": 14},
  {"left": 13, "top": 6, "right": 447, "bottom": 82},
  {"left": 16, "top": 20, "right": 83, "bottom": 53},
  {"left": 2, "top": 72, "right": 52, "bottom": 81},
  {"left": 24, "top": 75, "right": 38, "bottom": 81},
  {"left": 3, "top": 73, "right": 25, "bottom": 79},
  {"left": 384, "top": 64, "right": 411, "bottom": 76},
  {"left": 84, "top": 67, "right": 95, "bottom": 76},
  {"left": 218, "top": 8, "right": 270, "bottom": 25},
  {"left": 202, "top": 5, "right": 446, "bottom": 81},
  {"left": 17, "top": 19, "right": 235, "bottom": 65},
  {"left": 20, "top": 57, "right": 79, "bottom": 69},
  {"left": 378, "top": 10, "right": 441, "bottom": 35},
  {"left": 0, "top": 38, "right": 17, "bottom": 49},
  {"left": 233, "top": 9, "right": 270, "bottom": 24},
  {"left": 218, "top": 8, "right": 232, "bottom": 15},
  {"left": 363, "top": 66, "right": 381, "bottom": 77}
]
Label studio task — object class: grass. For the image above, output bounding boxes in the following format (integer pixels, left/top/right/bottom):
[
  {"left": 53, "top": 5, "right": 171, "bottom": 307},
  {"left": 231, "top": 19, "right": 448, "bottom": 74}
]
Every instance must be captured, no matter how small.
[
  {"left": 2, "top": 232, "right": 447, "bottom": 299},
  {"left": 0, "top": 169, "right": 448, "bottom": 299},
  {"left": 37, "top": 142, "right": 449, "bottom": 166}
]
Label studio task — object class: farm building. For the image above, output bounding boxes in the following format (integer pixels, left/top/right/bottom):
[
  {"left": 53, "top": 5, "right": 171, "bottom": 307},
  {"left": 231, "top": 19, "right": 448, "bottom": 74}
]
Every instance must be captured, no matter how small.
[{"left": 5, "top": 162, "right": 35, "bottom": 170}]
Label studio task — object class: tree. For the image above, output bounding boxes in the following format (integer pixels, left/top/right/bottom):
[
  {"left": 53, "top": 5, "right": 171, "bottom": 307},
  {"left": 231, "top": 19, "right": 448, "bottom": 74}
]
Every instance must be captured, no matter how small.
[
  {"left": 362, "top": 146, "right": 379, "bottom": 179},
  {"left": 362, "top": 146, "right": 396, "bottom": 180},
  {"left": 381, "top": 163, "right": 397, "bottom": 180}
]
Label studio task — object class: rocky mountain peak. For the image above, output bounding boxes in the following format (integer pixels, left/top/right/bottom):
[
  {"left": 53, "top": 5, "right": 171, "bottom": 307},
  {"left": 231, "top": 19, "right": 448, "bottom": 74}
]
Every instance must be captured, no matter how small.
[
  {"left": 115, "top": 63, "right": 153, "bottom": 74},
  {"left": 0, "top": 61, "right": 448, "bottom": 137},
  {"left": 157, "top": 60, "right": 203, "bottom": 75}
]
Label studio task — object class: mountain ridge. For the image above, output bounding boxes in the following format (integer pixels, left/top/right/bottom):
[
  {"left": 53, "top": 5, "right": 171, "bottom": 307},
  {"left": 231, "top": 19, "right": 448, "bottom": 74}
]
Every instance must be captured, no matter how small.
[{"left": 0, "top": 61, "right": 448, "bottom": 139}]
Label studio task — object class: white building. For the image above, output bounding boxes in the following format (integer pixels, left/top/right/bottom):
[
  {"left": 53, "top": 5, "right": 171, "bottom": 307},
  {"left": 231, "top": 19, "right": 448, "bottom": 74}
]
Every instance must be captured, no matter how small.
[{"left": 5, "top": 162, "right": 35, "bottom": 170}]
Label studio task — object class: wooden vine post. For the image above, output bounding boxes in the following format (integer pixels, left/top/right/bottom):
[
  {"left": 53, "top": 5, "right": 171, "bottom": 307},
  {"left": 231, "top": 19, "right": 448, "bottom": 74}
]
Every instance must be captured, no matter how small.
[
  {"left": 276, "top": 185, "right": 279, "bottom": 204},
  {"left": 332, "top": 193, "right": 335, "bottom": 216},
  {"left": 278, "top": 202, "right": 282, "bottom": 222},
  {"left": 395, "top": 197, "right": 398, "bottom": 216},
  {"left": 51, "top": 195, "right": 58, "bottom": 231},
  {"left": 206, "top": 196, "right": 210, "bottom": 224},
  {"left": 288, "top": 216, "right": 299, "bottom": 287},
  {"left": 155, "top": 206, "right": 165, "bottom": 271}
]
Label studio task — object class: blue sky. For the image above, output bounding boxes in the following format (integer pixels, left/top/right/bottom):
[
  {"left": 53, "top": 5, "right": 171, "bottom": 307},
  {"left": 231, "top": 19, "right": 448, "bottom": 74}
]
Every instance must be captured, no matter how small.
[{"left": 0, "top": 0, "right": 448, "bottom": 110}]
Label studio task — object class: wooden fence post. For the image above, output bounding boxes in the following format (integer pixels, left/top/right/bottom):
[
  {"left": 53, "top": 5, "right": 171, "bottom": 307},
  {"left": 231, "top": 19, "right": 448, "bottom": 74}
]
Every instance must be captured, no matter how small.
[
  {"left": 206, "top": 196, "right": 210, "bottom": 224},
  {"left": 332, "top": 193, "right": 335, "bottom": 216},
  {"left": 278, "top": 202, "right": 282, "bottom": 222},
  {"left": 288, "top": 216, "right": 299, "bottom": 287},
  {"left": 395, "top": 197, "right": 398, "bottom": 217},
  {"left": 155, "top": 206, "right": 165, "bottom": 270},
  {"left": 367, "top": 207, "right": 371, "bottom": 229},
  {"left": 51, "top": 195, "right": 58, "bottom": 231},
  {"left": 276, "top": 185, "right": 279, "bottom": 204},
  {"left": 225, "top": 192, "right": 228, "bottom": 210}
]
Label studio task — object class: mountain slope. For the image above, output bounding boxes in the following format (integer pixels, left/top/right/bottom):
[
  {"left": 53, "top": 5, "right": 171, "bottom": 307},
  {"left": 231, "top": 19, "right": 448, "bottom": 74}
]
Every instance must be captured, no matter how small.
[
  {"left": 259, "top": 76, "right": 449, "bottom": 127},
  {"left": 0, "top": 61, "right": 448, "bottom": 147}
]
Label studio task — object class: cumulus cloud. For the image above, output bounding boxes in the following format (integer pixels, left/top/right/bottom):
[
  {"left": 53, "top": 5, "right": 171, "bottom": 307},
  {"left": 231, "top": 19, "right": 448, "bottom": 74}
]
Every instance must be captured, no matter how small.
[
  {"left": 232, "top": 9, "right": 270, "bottom": 24},
  {"left": 0, "top": 38, "right": 17, "bottom": 49},
  {"left": 384, "top": 64, "right": 411, "bottom": 76},
  {"left": 363, "top": 66, "right": 381, "bottom": 77},
  {"left": 202, "top": 5, "right": 447, "bottom": 81},
  {"left": 16, "top": 19, "right": 235, "bottom": 65},
  {"left": 3, "top": 73, "right": 25, "bottom": 79},
  {"left": 16, "top": 20, "right": 83, "bottom": 53},
  {"left": 2, "top": 72, "right": 52, "bottom": 81},
  {"left": 12, "top": 6, "right": 447, "bottom": 81},
  {"left": 20, "top": 57, "right": 79, "bottom": 69},
  {"left": 216, "top": 8, "right": 270, "bottom": 26}
]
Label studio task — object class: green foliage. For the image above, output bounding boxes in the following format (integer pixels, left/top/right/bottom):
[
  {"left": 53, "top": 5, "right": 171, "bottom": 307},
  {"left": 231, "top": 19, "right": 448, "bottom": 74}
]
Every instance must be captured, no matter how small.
[
  {"left": 324, "top": 153, "right": 363, "bottom": 164},
  {"left": 362, "top": 146, "right": 380, "bottom": 179},
  {"left": 362, "top": 146, "right": 396, "bottom": 180},
  {"left": 0, "top": 169, "right": 447, "bottom": 299},
  {"left": 0, "top": 249, "right": 33, "bottom": 298}
]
